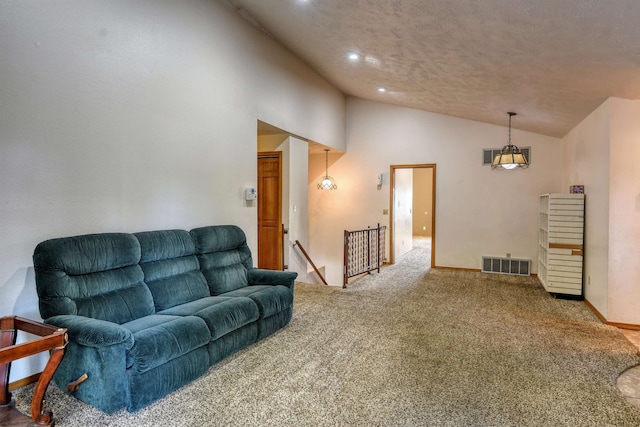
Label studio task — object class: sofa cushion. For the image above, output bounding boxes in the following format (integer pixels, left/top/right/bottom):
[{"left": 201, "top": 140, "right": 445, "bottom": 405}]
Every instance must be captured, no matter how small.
[
  {"left": 135, "top": 230, "right": 210, "bottom": 311},
  {"left": 208, "top": 323, "right": 258, "bottom": 365},
  {"left": 256, "top": 307, "right": 293, "bottom": 341},
  {"left": 127, "top": 347, "right": 209, "bottom": 413},
  {"left": 73, "top": 282, "right": 154, "bottom": 327},
  {"left": 123, "top": 315, "right": 210, "bottom": 374},
  {"left": 33, "top": 233, "right": 154, "bottom": 324},
  {"left": 190, "top": 226, "right": 253, "bottom": 295},
  {"left": 159, "top": 296, "right": 259, "bottom": 340},
  {"left": 200, "top": 262, "right": 249, "bottom": 295},
  {"left": 221, "top": 285, "right": 293, "bottom": 319}
]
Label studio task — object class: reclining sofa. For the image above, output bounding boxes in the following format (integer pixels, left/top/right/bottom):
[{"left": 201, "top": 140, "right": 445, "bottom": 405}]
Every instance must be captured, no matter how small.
[{"left": 33, "top": 225, "right": 297, "bottom": 413}]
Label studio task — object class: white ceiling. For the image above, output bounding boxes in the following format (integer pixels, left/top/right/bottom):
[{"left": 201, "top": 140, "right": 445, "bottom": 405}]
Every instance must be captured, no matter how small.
[{"left": 227, "top": 0, "right": 640, "bottom": 138}]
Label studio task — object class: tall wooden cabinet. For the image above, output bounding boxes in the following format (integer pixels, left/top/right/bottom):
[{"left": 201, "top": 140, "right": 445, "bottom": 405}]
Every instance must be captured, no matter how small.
[{"left": 538, "top": 194, "right": 585, "bottom": 298}]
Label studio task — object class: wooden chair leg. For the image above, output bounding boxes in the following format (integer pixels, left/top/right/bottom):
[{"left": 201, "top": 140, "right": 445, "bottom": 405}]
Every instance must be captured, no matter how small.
[
  {"left": 30, "top": 347, "right": 65, "bottom": 426},
  {"left": 0, "top": 326, "right": 18, "bottom": 405}
]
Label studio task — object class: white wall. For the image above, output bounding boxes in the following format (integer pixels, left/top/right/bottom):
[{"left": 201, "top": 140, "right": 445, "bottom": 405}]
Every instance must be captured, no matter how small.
[
  {"left": 0, "top": 0, "right": 344, "bottom": 381},
  {"left": 285, "top": 137, "right": 312, "bottom": 283},
  {"left": 309, "top": 97, "right": 563, "bottom": 286},
  {"left": 608, "top": 99, "right": 640, "bottom": 324},
  {"left": 307, "top": 149, "right": 344, "bottom": 285},
  {"left": 562, "top": 97, "right": 640, "bottom": 325},
  {"left": 561, "top": 100, "right": 611, "bottom": 317}
]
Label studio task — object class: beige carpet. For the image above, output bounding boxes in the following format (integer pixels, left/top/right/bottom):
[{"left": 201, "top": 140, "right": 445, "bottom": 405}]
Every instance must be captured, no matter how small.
[{"left": 12, "top": 245, "right": 640, "bottom": 426}]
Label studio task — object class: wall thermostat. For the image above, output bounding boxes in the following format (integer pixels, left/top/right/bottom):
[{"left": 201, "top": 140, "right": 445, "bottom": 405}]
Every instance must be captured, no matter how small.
[{"left": 245, "top": 187, "right": 257, "bottom": 201}]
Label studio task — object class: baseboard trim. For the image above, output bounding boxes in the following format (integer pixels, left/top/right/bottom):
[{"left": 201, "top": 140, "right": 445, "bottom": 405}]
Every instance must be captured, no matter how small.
[
  {"left": 608, "top": 322, "right": 640, "bottom": 331},
  {"left": 8, "top": 372, "right": 41, "bottom": 392},
  {"left": 433, "top": 266, "right": 481, "bottom": 272},
  {"left": 584, "top": 298, "right": 640, "bottom": 330},
  {"left": 584, "top": 298, "right": 606, "bottom": 323}
]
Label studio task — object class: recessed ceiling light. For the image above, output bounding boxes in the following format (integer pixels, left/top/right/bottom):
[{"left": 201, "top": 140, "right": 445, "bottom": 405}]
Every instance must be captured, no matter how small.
[
  {"left": 377, "top": 86, "right": 387, "bottom": 93},
  {"left": 347, "top": 51, "right": 360, "bottom": 61}
]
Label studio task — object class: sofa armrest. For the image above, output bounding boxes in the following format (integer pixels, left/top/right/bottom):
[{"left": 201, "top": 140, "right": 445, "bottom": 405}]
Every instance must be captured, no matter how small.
[
  {"left": 46, "top": 315, "right": 134, "bottom": 350},
  {"left": 247, "top": 268, "right": 297, "bottom": 291}
]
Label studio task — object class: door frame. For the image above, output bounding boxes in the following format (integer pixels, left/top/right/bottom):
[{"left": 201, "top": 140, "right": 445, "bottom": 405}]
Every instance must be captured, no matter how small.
[{"left": 389, "top": 164, "right": 436, "bottom": 267}]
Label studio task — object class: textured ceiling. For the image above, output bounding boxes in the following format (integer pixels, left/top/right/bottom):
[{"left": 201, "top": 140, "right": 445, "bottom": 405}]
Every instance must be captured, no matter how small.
[{"left": 227, "top": 0, "right": 640, "bottom": 137}]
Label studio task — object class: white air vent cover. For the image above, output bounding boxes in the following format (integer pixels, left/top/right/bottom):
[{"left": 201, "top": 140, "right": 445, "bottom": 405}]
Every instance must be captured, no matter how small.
[{"left": 482, "top": 256, "right": 530, "bottom": 276}]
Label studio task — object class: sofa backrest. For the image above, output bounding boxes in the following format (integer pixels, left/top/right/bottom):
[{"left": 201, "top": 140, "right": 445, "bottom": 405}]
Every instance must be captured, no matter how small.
[
  {"left": 190, "top": 225, "right": 253, "bottom": 295},
  {"left": 134, "top": 229, "right": 210, "bottom": 311},
  {"left": 33, "top": 233, "right": 155, "bottom": 324}
]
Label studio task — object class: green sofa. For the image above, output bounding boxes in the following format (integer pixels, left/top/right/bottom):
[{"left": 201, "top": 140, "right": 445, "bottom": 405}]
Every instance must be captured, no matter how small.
[{"left": 33, "top": 225, "right": 297, "bottom": 413}]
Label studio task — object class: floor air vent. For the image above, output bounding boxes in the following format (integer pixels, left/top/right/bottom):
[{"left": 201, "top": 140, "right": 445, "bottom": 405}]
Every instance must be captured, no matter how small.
[{"left": 482, "top": 256, "right": 530, "bottom": 276}]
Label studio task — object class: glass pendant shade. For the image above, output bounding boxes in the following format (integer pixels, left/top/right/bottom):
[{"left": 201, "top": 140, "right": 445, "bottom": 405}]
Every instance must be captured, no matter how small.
[
  {"left": 491, "top": 112, "right": 529, "bottom": 170},
  {"left": 492, "top": 148, "right": 528, "bottom": 170},
  {"left": 318, "top": 176, "right": 337, "bottom": 190},
  {"left": 317, "top": 149, "right": 337, "bottom": 190}
]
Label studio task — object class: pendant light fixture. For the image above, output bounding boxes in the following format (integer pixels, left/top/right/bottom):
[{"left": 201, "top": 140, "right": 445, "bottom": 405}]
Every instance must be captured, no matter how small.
[
  {"left": 492, "top": 112, "right": 529, "bottom": 170},
  {"left": 317, "top": 149, "right": 337, "bottom": 190}
]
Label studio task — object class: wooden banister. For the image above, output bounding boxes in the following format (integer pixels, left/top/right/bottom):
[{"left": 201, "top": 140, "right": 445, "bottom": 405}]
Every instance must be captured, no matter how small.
[{"left": 294, "top": 240, "right": 328, "bottom": 286}]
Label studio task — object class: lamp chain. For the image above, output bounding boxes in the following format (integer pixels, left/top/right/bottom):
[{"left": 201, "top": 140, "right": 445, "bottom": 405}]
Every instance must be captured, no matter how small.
[
  {"left": 508, "top": 111, "right": 516, "bottom": 147},
  {"left": 325, "top": 149, "right": 329, "bottom": 176}
]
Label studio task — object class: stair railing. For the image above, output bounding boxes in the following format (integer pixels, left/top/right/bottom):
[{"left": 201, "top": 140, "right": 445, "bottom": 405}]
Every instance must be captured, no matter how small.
[{"left": 293, "top": 240, "right": 328, "bottom": 286}]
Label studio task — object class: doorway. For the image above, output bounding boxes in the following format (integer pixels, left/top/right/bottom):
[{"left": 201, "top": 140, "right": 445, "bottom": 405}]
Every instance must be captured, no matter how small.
[
  {"left": 389, "top": 164, "right": 436, "bottom": 268},
  {"left": 257, "top": 152, "right": 283, "bottom": 270}
]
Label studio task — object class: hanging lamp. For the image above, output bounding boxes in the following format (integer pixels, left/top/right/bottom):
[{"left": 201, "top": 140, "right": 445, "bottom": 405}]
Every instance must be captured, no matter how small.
[
  {"left": 317, "top": 149, "right": 337, "bottom": 190},
  {"left": 492, "top": 112, "right": 529, "bottom": 170}
]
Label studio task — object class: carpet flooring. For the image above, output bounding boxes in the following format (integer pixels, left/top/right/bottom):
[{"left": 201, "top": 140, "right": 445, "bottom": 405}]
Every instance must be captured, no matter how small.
[{"left": 12, "top": 244, "right": 640, "bottom": 426}]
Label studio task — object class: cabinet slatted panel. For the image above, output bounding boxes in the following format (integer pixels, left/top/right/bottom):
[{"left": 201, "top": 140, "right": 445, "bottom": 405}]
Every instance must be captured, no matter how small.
[{"left": 538, "top": 194, "right": 585, "bottom": 298}]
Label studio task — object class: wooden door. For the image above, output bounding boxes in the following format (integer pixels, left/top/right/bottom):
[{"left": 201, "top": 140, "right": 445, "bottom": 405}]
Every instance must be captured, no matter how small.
[{"left": 257, "top": 152, "right": 283, "bottom": 270}]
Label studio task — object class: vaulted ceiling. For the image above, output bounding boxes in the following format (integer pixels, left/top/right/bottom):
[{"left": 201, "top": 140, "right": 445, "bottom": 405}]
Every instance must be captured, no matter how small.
[{"left": 227, "top": 0, "right": 640, "bottom": 137}]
